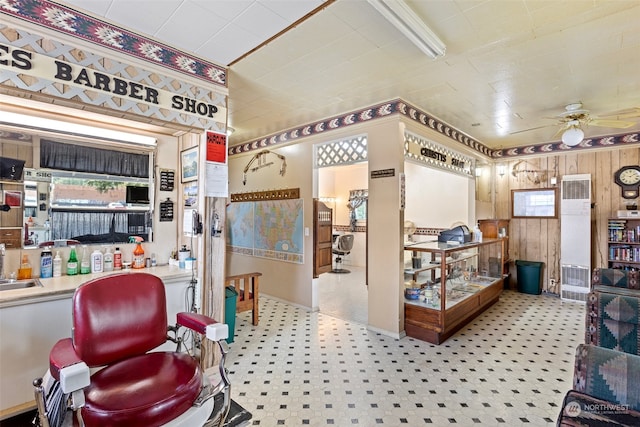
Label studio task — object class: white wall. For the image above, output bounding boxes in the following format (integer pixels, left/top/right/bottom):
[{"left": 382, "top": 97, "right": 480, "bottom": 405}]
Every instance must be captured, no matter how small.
[{"left": 404, "top": 161, "right": 471, "bottom": 230}]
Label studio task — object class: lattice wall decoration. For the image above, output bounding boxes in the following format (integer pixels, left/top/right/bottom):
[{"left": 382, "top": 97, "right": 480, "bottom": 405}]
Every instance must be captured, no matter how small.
[
  {"left": 316, "top": 135, "right": 367, "bottom": 168},
  {"left": 404, "top": 131, "right": 474, "bottom": 177},
  {"left": 0, "top": 25, "right": 226, "bottom": 132}
]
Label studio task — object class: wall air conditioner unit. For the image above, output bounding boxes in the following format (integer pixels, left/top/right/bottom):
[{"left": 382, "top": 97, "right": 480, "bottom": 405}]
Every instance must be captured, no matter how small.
[{"left": 560, "top": 174, "right": 592, "bottom": 303}]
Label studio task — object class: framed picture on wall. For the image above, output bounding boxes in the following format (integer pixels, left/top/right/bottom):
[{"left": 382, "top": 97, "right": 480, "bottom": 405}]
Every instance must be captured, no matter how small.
[
  {"left": 3, "top": 190, "right": 22, "bottom": 207},
  {"left": 181, "top": 147, "right": 198, "bottom": 183},
  {"left": 184, "top": 182, "right": 197, "bottom": 207}
]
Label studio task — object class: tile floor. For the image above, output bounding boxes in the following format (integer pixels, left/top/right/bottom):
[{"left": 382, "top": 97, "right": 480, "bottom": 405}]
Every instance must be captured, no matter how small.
[{"left": 228, "top": 273, "right": 586, "bottom": 426}]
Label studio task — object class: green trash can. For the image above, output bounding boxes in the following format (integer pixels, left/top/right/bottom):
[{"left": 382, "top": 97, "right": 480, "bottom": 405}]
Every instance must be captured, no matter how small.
[
  {"left": 225, "top": 286, "right": 238, "bottom": 343},
  {"left": 515, "top": 260, "right": 543, "bottom": 295}
]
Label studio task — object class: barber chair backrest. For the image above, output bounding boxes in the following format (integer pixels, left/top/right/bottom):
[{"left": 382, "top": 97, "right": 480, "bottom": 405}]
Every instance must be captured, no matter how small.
[
  {"left": 335, "top": 234, "right": 354, "bottom": 252},
  {"left": 72, "top": 273, "right": 168, "bottom": 367}
]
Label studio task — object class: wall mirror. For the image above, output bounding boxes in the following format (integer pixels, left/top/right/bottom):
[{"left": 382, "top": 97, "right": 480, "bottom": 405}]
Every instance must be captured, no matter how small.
[
  {"left": 1, "top": 126, "right": 154, "bottom": 248},
  {"left": 511, "top": 188, "right": 558, "bottom": 219}
]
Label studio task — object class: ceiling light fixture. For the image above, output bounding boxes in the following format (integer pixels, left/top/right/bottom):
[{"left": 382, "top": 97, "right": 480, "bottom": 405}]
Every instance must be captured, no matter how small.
[
  {"left": 367, "top": 0, "right": 446, "bottom": 59},
  {"left": 0, "top": 111, "right": 157, "bottom": 146},
  {"left": 561, "top": 121, "right": 584, "bottom": 147}
]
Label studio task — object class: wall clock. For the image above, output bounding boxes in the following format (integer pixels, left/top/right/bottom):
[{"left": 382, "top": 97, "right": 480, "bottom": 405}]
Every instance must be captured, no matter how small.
[{"left": 614, "top": 165, "right": 640, "bottom": 199}]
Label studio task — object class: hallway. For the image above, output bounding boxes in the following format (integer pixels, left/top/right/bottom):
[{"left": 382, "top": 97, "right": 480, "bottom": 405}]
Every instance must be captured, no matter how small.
[
  {"left": 318, "top": 265, "right": 368, "bottom": 325},
  {"left": 228, "top": 290, "right": 585, "bottom": 426}
]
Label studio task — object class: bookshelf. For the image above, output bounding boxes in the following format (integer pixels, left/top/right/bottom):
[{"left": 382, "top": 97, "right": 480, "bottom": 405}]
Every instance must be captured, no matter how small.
[{"left": 608, "top": 218, "right": 640, "bottom": 269}]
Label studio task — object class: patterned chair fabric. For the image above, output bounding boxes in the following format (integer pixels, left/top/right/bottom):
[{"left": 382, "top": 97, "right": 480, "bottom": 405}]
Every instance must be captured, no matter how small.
[
  {"left": 591, "top": 268, "right": 640, "bottom": 292},
  {"left": 573, "top": 344, "right": 640, "bottom": 412},
  {"left": 586, "top": 291, "right": 640, "bottom": 355}
]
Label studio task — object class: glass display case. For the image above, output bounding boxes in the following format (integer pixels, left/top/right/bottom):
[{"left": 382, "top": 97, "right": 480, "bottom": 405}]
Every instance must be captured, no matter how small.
[{"left": 404, "top": 238, "right": 504, "bottom": 344}]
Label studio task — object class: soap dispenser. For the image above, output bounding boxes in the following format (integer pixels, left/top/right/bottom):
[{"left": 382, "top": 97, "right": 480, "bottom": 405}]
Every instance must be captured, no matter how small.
[{"left": 18, "top": 254, "right": 32, "bottom": 280}]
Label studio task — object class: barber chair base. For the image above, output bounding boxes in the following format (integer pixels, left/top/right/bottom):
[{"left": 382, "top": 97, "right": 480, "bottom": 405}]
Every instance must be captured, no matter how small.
[
  {"left": 330, "top": 256, "right": 351, "bottom": 274},
  {"left": 34, "top": 370, "right": 226, "bottom": 427}
]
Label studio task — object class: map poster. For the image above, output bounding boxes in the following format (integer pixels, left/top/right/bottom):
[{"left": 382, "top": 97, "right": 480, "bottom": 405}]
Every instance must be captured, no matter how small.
[
  {"left": 226, "top": 199, "right": 304, "bottom": 264},
  {"left": 206, "top": 131, "right": 226, "bottom": 164}
]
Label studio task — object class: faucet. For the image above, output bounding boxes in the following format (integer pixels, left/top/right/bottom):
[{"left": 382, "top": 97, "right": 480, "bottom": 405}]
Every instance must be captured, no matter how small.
[{"left": 0, "top": 243, "right": 5, "bottom": 280}]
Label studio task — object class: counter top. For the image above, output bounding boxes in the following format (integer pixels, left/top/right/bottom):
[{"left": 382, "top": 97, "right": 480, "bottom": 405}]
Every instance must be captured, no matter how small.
[{"left": 0, "top": 265, "right": 194, "bottom": 308}]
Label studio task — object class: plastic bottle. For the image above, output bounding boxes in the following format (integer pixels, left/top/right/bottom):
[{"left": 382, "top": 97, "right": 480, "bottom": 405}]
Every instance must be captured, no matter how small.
[
  {"left": 132, "top": 242, "right": 145, "bottom": 269},
  {"left": 17, "top": 254, "right": 32, "bottom": 280},
  {"left": 113, "top": 247, "right": 122, "bottom": 270},
  {"left": 91, "top": 249, "right": 103, "bottom": 273},
  {"left": 53, "top": 251, "right": 62, "bottom": 277},
  {"left": 40, "top": 247, "right": 53, "bottom": 278},
  {"left": 80, "top": 245, "right": 91, "bottom": 274},
  {"left": 103, "top": 247, "right": 114, "bottom": 272},
  {"left": 67, "top": 248, "right": 78, "bottom": 276},
  {"left": 473, "top": 223, "right": 483, "bottom": 243}
]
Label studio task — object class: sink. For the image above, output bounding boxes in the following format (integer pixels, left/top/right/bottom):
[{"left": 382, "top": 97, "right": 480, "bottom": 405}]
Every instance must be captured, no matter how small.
[{"left": 0, "top": 278, "right": 43, "bottom": 291}]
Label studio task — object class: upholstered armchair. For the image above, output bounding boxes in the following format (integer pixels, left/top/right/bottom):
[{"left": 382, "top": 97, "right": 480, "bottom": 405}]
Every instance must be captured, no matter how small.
[{"left": 557, "top": 344, "right": 640, "bottom": 426}]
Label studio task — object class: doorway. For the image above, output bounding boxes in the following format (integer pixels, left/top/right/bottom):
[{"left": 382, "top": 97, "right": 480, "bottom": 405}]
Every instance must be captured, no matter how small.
[{"left": 316, "top": 162, "right": 368, "bottom": 325}]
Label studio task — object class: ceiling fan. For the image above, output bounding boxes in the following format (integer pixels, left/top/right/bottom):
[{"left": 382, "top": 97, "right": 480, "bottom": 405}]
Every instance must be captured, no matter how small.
[{"left": 510, "top": 102, "right": 640, "bottom": 146}]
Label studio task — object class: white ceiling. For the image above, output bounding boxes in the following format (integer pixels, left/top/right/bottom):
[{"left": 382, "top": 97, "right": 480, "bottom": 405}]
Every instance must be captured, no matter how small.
[{"left": 62, "top": 0, "right": 640, "bottom": 152}]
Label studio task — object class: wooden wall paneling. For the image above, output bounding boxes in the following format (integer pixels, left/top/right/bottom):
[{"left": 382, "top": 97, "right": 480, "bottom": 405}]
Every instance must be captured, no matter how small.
[
  {"left": 546, "top": 218, "right": 560, "bottom": 292},
  {"left": 200, "top": 196, "right": 226, "bottom": 370},
  {"left": 491, "top": 147, "right": 638, "bottom": 296}
]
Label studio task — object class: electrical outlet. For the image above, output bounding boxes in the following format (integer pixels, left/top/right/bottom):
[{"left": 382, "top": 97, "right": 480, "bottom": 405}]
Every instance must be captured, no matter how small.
[{"left": 550, "top": 279, "right": 556, "bottom": 288}]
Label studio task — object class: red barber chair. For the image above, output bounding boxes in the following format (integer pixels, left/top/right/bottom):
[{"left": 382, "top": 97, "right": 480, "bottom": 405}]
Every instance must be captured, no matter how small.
[{"left": 32, "top": 272, "right": 231, "bottom": 427}]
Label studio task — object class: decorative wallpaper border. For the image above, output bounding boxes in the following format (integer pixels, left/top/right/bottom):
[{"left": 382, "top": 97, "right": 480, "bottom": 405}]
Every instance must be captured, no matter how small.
[
  {"left": 493, "top": 132, "right": 640, "bottom": 158},
  {"left": 0, "top": 24, "right": 226, "bottom": 131},
  {"left": 333, "top": 225, "right": 443, "bottom": 236},
  {"left": 230, "top": 97, "right": 639, "bottom": 159},
  {"left": 0, "top": 0, "right": 226, "bottom": 87}
]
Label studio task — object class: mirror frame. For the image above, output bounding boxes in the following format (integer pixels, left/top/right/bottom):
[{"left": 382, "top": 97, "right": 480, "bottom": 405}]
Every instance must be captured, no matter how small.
[{"left": 511, "top": 188, "right": 558, "bottom": 219}]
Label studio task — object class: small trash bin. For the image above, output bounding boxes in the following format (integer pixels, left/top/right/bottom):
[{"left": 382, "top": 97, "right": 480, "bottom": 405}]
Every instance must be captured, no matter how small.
[
  {"left": 225, "top": 286, "right": 238, "bottom": 343},
  {"left": 515, "top": 260, "right": 543, "bottom": 295}
]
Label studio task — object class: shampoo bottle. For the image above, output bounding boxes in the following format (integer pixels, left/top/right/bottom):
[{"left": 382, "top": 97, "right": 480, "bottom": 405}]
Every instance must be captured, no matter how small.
[
  {"left": 113, "top": 247, "right": 122, "bottom": 270},
  {"left": 53, "top": 251, "right": 62, "bottom": 277},
  {"left": 91, "top": 249, "right": 103, "bottom": 273},
  {"left": 40, "top": 247, "right": 53, "bottom": 278},
  {"left": 103, "top": 247, "right": 114, "bottom": 272}
]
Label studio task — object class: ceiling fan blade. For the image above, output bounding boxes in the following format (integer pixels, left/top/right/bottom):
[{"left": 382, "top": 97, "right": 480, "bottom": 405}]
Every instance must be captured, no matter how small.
[
  {"left": 552, "top": 125, "right": 567, "bottom": 138},
  {"left": 509, "top": 123, "right": 558, "bottom": 135},
  {"left": 594, "top": 107, "right": 640, "bottom": 120},
  {"left": 588, "top": 119, "right": 636, "bottom": 129}
]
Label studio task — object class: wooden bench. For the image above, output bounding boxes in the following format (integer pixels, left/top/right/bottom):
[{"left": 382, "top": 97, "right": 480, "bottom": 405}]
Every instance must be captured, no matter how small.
[{"left": 225, "top": 272, "right": 261, "bottom": 326}]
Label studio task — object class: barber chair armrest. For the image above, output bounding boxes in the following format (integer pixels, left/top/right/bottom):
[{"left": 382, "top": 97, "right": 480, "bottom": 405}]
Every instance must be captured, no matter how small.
[
  {"left": 177, "top": 312, "right": 229, "bottom": 342},
  {"left": 49, "top": 338, "right": 90, "bottom": 393}
]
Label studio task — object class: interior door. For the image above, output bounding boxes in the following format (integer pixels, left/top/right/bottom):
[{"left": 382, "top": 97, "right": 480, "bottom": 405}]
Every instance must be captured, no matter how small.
[{"left": 313, "top": 199, "right": 333, "bottom": 278}]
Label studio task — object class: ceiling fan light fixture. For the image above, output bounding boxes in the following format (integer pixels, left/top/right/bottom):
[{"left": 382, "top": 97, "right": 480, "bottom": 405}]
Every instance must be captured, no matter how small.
[{"left": 561, "top": 126, "right": 584, "bottom": 146}]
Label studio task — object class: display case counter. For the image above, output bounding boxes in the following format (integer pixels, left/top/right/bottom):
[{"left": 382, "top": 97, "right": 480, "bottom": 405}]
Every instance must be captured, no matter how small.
[{"left": 404, "top": 238, "right": 504, "bottom": 344}]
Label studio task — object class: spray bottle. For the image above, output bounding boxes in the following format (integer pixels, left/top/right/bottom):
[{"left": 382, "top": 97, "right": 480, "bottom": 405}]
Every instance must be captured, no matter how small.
[{"left": 130, "top": 236, "right": 145, "bottom": 269}]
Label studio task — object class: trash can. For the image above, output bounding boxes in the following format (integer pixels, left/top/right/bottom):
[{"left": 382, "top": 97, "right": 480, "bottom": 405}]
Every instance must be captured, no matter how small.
[
  {"left": 515, "top": 260, "right": 543, "bottom": 295},
  {"left": 225, "top": 286, "right": 238, "bottom": 343}
]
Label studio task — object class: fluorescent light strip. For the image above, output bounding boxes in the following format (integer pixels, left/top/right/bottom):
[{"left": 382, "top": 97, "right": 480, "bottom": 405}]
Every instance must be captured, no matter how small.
[
  {"left": 0, "top": 111, "right": 157, "bottom": 146},
  {"left": 367, "top": 0, "right": 446, "bottom": 59}
]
